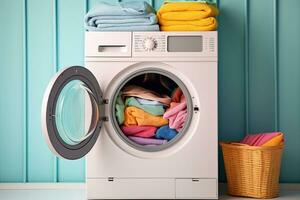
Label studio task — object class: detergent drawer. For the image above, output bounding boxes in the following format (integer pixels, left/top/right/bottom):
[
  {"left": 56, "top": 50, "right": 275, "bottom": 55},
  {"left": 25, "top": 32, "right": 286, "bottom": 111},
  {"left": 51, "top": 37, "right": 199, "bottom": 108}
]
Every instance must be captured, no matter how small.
[
  {"left": 175, "top": 178, "right": 218, "bottom": 199},
  {"left": 87, "top": 178, "right": 175, "bottom": 199},
  {"left": 85, "top": 32, "right": 132, "bottom": 57}
]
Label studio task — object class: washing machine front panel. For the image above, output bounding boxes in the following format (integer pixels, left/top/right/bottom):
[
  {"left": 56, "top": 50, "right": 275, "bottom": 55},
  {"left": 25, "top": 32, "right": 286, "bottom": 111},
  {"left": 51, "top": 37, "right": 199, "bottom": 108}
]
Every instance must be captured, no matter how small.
[
  {"left": 86, "top": 61, "right": 217, "bottom": 179},
  {"left": 41, "top": 66, "right": 105, "bottom": 160}
]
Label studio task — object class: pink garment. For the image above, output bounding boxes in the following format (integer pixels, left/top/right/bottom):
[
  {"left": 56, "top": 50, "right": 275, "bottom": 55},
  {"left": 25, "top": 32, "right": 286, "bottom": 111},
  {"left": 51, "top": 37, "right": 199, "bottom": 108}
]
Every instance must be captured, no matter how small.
[
  {"left": 163, "top": 95, "right": 187, "bottom": 131},
  {"left": 122, "top": 85, "right": 171, "bottom": 106},
  {"left": 241, "top": 132, "right": 282, "bottom": 146},
  {"left": 121, "top": 125, "right": 157, "bottom": 138}
]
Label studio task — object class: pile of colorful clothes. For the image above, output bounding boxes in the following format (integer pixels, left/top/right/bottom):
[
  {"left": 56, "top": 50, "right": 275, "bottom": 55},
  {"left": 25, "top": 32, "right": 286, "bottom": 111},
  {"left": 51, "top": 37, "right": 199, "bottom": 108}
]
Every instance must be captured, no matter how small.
[
  {"left": 240, "top": 132, "right": 284, "bottom": 147},
  {"left": 85, "top": 1, "right": 159, "bottom": 31},
  {"left": 115, "top": 85, "right": 187, "bottom": 146},
  {"left": 157, "top": 1, "right": 219, "bottom": 31}
]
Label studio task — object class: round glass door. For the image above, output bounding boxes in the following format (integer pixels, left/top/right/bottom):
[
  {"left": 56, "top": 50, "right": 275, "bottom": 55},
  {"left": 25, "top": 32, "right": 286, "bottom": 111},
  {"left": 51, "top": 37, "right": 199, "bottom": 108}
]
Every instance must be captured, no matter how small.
[
  {"left": 41, "top": 66, "right": 104, "bottom": 160},
  {"left": 55, "top": 80, "right": 98, "bottom": 145}
]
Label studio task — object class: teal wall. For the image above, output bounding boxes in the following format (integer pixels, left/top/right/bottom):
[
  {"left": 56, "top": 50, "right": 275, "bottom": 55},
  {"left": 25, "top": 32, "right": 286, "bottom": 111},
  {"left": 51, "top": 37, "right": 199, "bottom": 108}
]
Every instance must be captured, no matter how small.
[{"left": 0, "top": 0, "right": 299, "bottom": 183}]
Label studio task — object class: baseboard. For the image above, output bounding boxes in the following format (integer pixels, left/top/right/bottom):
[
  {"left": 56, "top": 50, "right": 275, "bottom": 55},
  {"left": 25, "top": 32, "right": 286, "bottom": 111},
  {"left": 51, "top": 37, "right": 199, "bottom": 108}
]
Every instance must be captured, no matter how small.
[
  {"left": 0, "top": 183, "right": 299, "bottom": 191},
  {"left": 0, "top": 183, "right": 85, "bottom": 190}
]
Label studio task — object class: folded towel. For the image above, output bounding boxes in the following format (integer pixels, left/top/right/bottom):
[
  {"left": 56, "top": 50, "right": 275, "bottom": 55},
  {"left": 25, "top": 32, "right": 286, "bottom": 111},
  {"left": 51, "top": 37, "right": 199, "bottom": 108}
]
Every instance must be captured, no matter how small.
[
  {"left": 124, "top": 106, "right": 168, "bottom": 127},
  {"left": 155, "top": 125, "right": 178, "bottom": 141},
  {"left": 136, "top": 98, "right": 164, "bottom": 106},
  {"left": 121, "top": 125, "right": 157, "bottom": 138},
  {"left": 241, "top": 132, "right": 284, "bottom": 146},
  {"left": 87, "top": 24, "right": 159, "bottom": 31},
  {"left": 157, "top": 2, "right": 219, "bottom": 21},
  {"left": 262, "top": 134, "right": 284, "bottom": 147},
  {"left": 129, "top": 136, "right": 168, "bottom": 145},
  {"left": 115, "top": 95, "right": 125, "bottom": 124},
  {"left": 85, "top": 1, "right": 159, "bottom": 31},
  {"left": 122, "top": 85, "right": 171, "bottom": 106},
  {"left": 160, "top": 17, "right": 217, "bottom": 31},
  {"left": 125, "top": 97, "right": 165, "bottom": 116},
  {"left": 157, "top": 2, "right": 218, "bottom": 31}
]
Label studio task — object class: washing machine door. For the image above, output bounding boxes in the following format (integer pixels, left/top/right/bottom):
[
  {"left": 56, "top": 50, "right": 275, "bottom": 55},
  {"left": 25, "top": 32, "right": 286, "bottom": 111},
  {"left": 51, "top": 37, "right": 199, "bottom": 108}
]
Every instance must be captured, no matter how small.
[{"left": 41, "top": 66, "right": 104, "bottom": 160}]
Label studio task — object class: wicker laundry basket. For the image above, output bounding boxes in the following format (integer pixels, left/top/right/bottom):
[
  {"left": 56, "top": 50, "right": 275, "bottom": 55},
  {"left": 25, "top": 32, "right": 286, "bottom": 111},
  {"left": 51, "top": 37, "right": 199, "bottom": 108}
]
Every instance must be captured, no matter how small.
[{"left": 220, "top": 142, "right": 284, "bottom": 199}]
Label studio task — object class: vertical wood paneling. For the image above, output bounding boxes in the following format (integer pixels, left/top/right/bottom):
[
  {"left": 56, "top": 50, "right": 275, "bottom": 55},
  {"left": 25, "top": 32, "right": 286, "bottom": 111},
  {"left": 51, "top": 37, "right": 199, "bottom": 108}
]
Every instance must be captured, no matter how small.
[
  {"left": 278, "top": 0, "right": 300, "bottom": 182},
  {"left": 56, "top": 0, "right": 86, "bottom": 182},
  {"left": 23, "top": 0, "right": 29, "bottom": 183},
  {"left": 273, "top": 0, "right": 279, "bottom": 131},
  {"left": 1, "top": 0, "right": 300, "bottom": 183},
  {"left": 27, "top": 0, "right": 55, "bottom": 182},
  {"left": 244, "top": 0, "right": 249, "bottom": 134},
  {"left": 218, "top": 0, "right": 246, "bottom": 182},
  {"left": 248, "top": 0, "right": 276, "bottom": 133},
  {"left": 53, "top": 0, "right": 58, "bottom": 183},
  {"left": 0, "top": 0, "right": 25, "bottom": 182}
]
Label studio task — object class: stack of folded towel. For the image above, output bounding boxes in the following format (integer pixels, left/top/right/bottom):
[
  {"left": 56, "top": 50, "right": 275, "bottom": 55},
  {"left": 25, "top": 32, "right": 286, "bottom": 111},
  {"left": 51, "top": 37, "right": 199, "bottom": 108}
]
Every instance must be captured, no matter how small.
[
  {"left": 85, "top": 1, "right": 159, "bottom": 31},
  {"left": 116, "top": 85, "right": 188, "bottom": 146},
  {"left": 157, "top": 1, "right": 219, "bottom": 31}
]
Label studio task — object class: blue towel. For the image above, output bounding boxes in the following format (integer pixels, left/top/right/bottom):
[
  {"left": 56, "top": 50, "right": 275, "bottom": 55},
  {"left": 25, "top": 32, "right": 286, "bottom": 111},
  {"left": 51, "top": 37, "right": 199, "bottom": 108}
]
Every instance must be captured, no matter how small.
[
  {"left": 155, "top": 125, "right": 178, "bottom": 141},
  {"left": 85, "top": 1, "right": 159, "bottom": 31},
  {"left": 87, "top": 24, "right": 159, "bottom": 31}
]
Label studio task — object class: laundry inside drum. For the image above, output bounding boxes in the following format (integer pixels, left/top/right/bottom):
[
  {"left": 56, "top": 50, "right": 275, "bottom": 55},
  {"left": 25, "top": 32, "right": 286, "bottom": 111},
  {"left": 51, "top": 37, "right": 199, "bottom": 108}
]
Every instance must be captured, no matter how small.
[{"left": 114, "top": 72, "right": 191, "bottom": 149}]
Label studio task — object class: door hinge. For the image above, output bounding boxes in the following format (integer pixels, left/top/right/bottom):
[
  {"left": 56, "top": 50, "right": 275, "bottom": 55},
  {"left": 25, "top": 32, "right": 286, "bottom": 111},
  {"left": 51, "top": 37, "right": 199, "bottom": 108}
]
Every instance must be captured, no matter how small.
[
  {"left": 101, "top": 116, "right": 109, "bottom": 122},
  {"left": 103, "top": 99, "right": 109, "bottom": 104},
  {"left": 108, "top": 177, "right": 114, "bottom": 182}
]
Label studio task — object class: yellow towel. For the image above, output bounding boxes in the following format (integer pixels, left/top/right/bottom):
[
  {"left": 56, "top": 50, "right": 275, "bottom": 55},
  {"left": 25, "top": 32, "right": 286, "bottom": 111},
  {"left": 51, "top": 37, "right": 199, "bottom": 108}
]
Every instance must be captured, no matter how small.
[
  {"left": 124, "top": 106, "right": 168, "bottom": 127},
  {"left": 160, "top": 17, "right": 217, "bottom": 31},
  {"left": 157, "top": 2, "right": 219, "bottom": 31},
  {"left": 261, "top": 133, "right": 284, "bottom": 147},
  {"left": 157, "top": 2, "right": 219, "bottom": 21}
]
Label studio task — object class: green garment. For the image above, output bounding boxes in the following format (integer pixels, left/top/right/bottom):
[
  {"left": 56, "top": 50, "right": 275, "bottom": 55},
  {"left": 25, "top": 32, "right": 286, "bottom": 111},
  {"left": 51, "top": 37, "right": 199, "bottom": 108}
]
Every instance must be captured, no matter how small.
[
  {"left": 115, "top": 95, "right": 125, "bottom": 124},
  {"left": 125, "top": 97, "right": 165, "bottom": 116}
]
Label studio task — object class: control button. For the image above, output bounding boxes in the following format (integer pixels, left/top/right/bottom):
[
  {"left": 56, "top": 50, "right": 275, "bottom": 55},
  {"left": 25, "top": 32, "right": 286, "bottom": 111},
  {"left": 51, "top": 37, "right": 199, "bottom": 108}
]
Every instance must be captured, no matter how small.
[{"left": 142, "top": 37, "right": 157, "bottom": 51}]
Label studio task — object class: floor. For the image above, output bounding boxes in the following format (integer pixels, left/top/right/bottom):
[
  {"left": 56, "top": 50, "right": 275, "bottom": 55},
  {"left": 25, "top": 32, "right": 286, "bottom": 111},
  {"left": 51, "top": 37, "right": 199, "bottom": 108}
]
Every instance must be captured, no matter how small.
[{"left": 0, "top": 189, "right": 299, "bottom": 200}]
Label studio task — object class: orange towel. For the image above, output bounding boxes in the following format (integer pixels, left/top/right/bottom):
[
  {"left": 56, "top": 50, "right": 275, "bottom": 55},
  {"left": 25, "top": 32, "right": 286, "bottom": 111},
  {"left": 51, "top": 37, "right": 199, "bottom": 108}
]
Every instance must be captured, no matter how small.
[
  {"left": 262, "top": 133, "right": 284, "bottom": 147},
  {"left": 124, "top": 106, "right": 168, "bottom": 127}
]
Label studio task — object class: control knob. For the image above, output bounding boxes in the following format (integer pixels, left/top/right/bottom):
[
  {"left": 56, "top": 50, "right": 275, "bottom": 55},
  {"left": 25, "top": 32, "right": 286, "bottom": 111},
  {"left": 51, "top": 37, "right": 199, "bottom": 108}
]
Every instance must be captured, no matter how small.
[{"left": 143, "top": 37, "right": 157, "bottom": 51}]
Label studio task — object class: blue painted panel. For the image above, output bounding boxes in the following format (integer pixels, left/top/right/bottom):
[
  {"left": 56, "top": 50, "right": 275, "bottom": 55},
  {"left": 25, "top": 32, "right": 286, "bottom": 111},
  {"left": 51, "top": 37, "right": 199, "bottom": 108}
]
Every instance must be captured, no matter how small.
[
  {"left": 56, "top": 0, "right": 86, "bottom": 182},
  {"left": 27, "top": 0, "right": 56, "bottom": 182},
  {"left": 217, "top": 0, "right": 246, "bottom": 182},
  {"left": 1, "top": 0, "right": 300, "bottom": 183},
  {"left": 0, "top": 0, "right": 25, "bottom": 182},
  {"left": 278, "top": 0, "right": 300, "bottom": 183},
  {"left": 248, "top": 0, "right": 276, "bottom": 133}
]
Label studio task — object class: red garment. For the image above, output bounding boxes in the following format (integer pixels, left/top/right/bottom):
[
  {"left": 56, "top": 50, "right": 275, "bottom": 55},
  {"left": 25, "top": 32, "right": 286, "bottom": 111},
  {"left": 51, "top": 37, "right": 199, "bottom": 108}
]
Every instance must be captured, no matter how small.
[
  {"left": 121, "top": 125, "right": 157, "bottom": 138},
  {"left": 172, "top": 87, "right": 183, "bottom": 103}
]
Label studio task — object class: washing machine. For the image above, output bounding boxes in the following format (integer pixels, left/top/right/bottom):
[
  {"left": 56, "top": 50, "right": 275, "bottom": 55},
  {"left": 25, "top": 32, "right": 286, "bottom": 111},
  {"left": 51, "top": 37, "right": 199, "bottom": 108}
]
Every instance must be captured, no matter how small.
[{"left": 41, "top": 31, "right": 218, "bottom": 199}]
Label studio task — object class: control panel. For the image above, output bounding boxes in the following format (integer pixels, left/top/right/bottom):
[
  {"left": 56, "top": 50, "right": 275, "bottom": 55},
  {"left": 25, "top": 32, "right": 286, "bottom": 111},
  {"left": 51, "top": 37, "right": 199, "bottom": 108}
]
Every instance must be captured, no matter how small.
[
  {"left": 133, "top": 32, "right": 217, "bottom": 57},
  {"left": 85, "top": 32, "right": 217, "bottom": 59},
  {"left": 134, "top": 34, "right": 165, "bottom": 52}
]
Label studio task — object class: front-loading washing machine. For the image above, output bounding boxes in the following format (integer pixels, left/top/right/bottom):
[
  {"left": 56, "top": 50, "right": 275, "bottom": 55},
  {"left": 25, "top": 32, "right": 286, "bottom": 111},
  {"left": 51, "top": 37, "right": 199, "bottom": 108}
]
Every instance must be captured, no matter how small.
[{"left": 41, "top": 31, "right": 218, "bottom": 199}]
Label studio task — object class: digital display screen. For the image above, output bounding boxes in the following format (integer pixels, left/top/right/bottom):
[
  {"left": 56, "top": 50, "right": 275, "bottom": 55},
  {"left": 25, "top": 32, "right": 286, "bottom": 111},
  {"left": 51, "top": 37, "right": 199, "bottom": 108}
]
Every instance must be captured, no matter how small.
[{"left": 167, "top": 36, "right": 203, "bottom": 52}]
